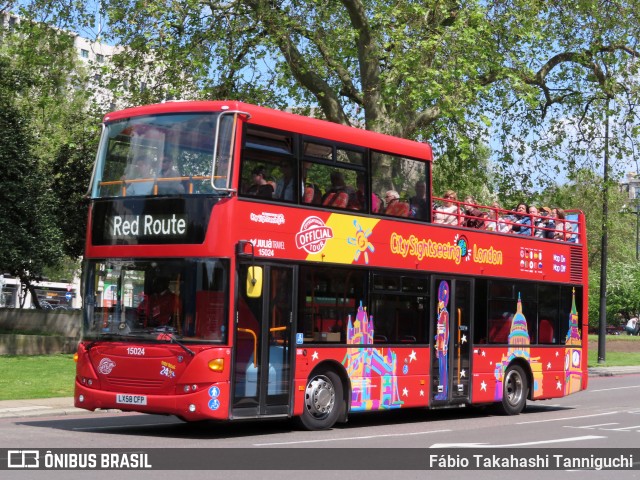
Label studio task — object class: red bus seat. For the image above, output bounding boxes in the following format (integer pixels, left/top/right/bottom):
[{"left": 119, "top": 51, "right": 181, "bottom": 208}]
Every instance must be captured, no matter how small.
[
  {"left": 489, "top": 318, "right": 511, "bottom": 343},
  {"left": 386, "top": 201, "right": 410, "bottom": 217},
  {"left": 539, "top": 319, "right": 554, "bottom": 344},
  {"left": 322, "top": 191, "right": 350, "bottom": 208}
]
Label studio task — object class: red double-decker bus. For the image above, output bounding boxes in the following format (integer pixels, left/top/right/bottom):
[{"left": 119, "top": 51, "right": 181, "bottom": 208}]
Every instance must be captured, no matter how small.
[{"left": 75, "top": 101, "right": 588, "bottom": 429}]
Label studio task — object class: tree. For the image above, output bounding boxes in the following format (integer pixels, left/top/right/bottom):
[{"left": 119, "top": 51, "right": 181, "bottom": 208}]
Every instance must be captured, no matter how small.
[
  {"left": 0, "top": 56, "right": 63, "bottom": 307},
  {"left": 23, "top": 1, "right": 639, "bottom": 196},
  {"left": 0, "top": 14, "right": 101, "bottom": 306}
]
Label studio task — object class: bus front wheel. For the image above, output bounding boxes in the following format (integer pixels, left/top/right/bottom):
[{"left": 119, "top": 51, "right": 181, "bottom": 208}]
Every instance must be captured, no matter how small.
[
  {"left": 298, "top": 370, "right": 343, "bottom": 430},
  {"left": 499, "top": 365, "right": 527, "bottom": 415}
]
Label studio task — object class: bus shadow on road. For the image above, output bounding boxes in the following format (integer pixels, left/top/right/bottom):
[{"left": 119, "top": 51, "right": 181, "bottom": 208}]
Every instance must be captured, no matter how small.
[{"left": 16, "top": 403, "right": 575, "bottom": 440}]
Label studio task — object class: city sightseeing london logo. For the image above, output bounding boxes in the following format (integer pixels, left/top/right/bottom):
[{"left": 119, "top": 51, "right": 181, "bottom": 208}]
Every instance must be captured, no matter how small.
[{"left": 295, "top": 216, "right": 333, "bottom": 254}]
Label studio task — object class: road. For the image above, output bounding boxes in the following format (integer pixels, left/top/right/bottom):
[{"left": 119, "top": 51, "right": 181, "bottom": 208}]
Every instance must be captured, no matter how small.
[{"left": 1, "top": 373, "right": 639, "bottom": 479}]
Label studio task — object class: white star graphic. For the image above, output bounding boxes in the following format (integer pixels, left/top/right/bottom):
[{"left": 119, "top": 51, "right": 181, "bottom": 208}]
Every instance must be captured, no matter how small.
[
  {"left": 312, "top": 351, "right": 319, "bottom": 361},
  {"left": 547, "top": 362, "right": 552, "bottom": 370},
  {"left": 556, "top": 381, "right": 562, "bottom": 390},
  {"left": 402, "top": 387, "right": 409, "bottom": 397},
  {"left": 408, "top": 350, "right": 417, "bottom": 362},
  {"left": 460, "top": 369, "right": 466, "bottom": 378},
  {"left": 419, "top": 390, "right": 425, "bottom": 397},
  {"left": 480, "top": 380, "right": 487, "bottom": 391},
  {"left": 482, "top": 351, "right": 486, "bottom": 357},
  {"left": 461, "top": 334, "right": 467, "bottom": 344},
  {"left": 555, "top": 351, "right": 559, "bottom": 357}
]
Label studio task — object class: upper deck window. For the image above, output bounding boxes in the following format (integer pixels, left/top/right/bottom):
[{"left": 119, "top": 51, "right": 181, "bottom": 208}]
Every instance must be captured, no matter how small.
[
  {"left": 371, "top": 151, "right": 430, "bottom": 220},
  {"left": 92, "top": 112, "right": 235, "bottom": 198},
  {"left": 240, "top": 126, "right": 297, "bottom": 202},
  {"left": 245, "top": 127, "right": 293, "bottom": 155}
]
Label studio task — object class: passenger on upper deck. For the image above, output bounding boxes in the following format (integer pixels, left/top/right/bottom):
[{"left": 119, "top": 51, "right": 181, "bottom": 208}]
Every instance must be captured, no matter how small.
[
  {"left": 462, "top": 195, "right": 486, "bottom": 229},
  {"left": 540, "top": 206, "right": 556, "bottom": 239},
  {"left": 157, "top": 155, "right": 185, "bottom": 194},
  {"left": 348, "top": 174, "right": 367, "bottom": 211},
  {"left": 383, "top": 190, "right": 410, "bottom": 217},
  {"left": 275, "top": 162, "right": 295, "bottom": 201},
  {"left": 510, "top": 203, "right": 532, "bottom": 235},
  {"left": 409, "top": 180, "right": 428, "bottom": 219},
  {"left": 246, "top": 166, "right": 274, "bottom": 198},
  {"left": 553, "top": 208, "right": 573, "bottom": 241},
  {"left": 433, "top": 190, "right": 459, "bottom": 225},
  {"left": 528, "top": 205, "right": 546, "bottom": 238},
  {"left": 485, "top": 201, "right": 509, "bottom": 233}
]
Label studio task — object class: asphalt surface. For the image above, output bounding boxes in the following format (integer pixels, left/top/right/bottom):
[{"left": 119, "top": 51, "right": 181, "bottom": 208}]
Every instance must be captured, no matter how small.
[{"left": 0, "top": 366, "right": 638, "bottom": 420}]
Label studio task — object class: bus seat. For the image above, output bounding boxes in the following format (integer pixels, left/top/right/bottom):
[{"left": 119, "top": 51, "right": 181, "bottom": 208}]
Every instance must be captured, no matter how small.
[
  {"left": 386, "top": 201, "right": 410, "bottom": 217},
  {"left": 304, "top": 184, "right": 322, "bottom": 204},
  {"left": 322, "top": 191, "right": 349, "bottom": 208},
  {"left": 374, "top": 335, "right": 387, "bottom": 344},
  {"left": 539, "top": 319, "right": 554, "bottom": 344},
  {"left": 400, "top": 335, "right": 417, "bottom": 343},
  {"left": 489, "top": 318, "right": 510, "bottom": 343}
]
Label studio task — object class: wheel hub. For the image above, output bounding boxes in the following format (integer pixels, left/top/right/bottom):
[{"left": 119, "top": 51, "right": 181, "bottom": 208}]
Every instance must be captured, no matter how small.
[{"left": 304, "top": 375, "right": 335, "bottom": 418}]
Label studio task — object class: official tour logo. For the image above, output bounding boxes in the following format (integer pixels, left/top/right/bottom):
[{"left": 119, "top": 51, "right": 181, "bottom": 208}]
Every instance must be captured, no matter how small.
[
  {"left": 295, "top": 216, "right": 333, "bottom": 254},
  {"left": 98, "top": 357, "right": 116, "bottom": 375}
]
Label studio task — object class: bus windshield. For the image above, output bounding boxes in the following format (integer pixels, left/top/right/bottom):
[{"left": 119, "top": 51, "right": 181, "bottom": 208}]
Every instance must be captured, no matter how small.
[
  {"left": 91, "top": 112, "right": 236, "bottom": 198},
  {"left": 83, "top": 258, "right": 229, "bottom": 344}
]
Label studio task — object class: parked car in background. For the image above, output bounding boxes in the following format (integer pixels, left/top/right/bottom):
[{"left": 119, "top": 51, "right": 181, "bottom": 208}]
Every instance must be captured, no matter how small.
[{"left": 606, "top": 323, "right": 624, "bottom": 335}]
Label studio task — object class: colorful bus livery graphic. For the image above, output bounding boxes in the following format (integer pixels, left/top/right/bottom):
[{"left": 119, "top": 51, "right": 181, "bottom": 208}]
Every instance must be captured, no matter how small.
[
  {"left": 342, "top": 303, "right": 404, "bottom": 411},
  {"left": 478, "top": 289, "right": 584, "bottom": 405},
  {"left": 76, "top": 101, "right": 588, "bottom": 430}
]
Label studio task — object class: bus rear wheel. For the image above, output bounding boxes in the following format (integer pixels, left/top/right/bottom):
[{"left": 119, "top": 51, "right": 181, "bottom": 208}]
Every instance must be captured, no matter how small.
[
  {"left": 298, "top": 370, "right": 343, "bottom": 430},
  {"left": 499, "top": 365, "right": 527, "bottom": 415}
]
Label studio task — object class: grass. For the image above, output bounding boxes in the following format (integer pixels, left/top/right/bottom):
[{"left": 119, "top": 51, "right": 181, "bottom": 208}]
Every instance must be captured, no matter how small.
[
  {"left": 0, "top": 335, "right": 638, "bottom": 401},
  {"left": 0, "top": 354, "right": 76, "bottom": 400},
  {"left": 588, "top": 351, "right": 640, "bottom": 367},
  {"left": 587, "top": 334, "right": 640, "bottom": 368}
]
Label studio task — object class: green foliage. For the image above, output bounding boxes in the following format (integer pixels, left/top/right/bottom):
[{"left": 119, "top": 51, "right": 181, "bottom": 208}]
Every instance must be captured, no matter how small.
[
  {"left": 0, "top": 56, "right": 63, "bottom": 288},
  {"left": 0, "top": 19, "right": 100, "bottom": 298},
  {"left": 17, "top": 1, "right": 638, "bottom": 197}
]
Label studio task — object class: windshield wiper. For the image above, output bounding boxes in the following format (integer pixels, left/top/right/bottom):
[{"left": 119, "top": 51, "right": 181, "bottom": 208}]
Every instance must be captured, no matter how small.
[{"left": 152, "top": 327, "right": 195, "bottom": 356}]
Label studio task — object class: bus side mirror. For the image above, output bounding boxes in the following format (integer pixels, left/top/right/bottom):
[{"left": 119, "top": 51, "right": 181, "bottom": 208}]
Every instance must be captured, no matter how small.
[{"left": 246, "top": 266, "right": 263, "bottom": 298}]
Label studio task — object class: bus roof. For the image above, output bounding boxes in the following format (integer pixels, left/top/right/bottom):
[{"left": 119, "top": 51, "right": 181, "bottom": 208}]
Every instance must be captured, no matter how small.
[{"left": 103, "top": 101, "right": 433, "bottom": 162}]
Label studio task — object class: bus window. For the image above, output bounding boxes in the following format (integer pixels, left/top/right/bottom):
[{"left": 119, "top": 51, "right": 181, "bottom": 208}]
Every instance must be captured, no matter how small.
[
  {"left": 538, "top": 284, "right": 560, "bottom": 344},
  {"left": 298, "top": 266, "right": 366, "bottom": 344},
  {"left": 371, "top": 152, "right": 429, "bottom": 220},
  {"left": 371, "top": 273, "right": 428, "bottom": 344}
]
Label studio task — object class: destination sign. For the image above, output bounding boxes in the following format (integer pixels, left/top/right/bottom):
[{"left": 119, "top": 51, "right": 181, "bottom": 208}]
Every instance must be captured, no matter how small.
[{"left": 111, "top": 214, "right": 187, "bottom": 238}]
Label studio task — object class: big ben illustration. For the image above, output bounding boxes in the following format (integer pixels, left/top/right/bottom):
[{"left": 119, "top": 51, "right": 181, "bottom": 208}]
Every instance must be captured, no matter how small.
[{"left": 564, "top": 288, "right": 582, "bottom": 395}]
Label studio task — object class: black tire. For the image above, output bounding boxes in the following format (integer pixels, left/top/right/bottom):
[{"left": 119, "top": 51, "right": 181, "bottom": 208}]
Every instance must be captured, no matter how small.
[
  {"left": 297, "top": 370, "right": 344, "bottom": 430},
  {"left": 499, "top": 364, "right": 527, "bottom": 415}
]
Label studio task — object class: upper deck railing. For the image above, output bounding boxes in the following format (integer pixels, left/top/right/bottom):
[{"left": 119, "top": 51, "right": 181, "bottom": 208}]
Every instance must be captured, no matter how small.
[
  {"left": 98, "top": 175, "right": 226, "bottom": 196},
  {"left": 432, "top": 196, "right": 581, "bottom": 243}
]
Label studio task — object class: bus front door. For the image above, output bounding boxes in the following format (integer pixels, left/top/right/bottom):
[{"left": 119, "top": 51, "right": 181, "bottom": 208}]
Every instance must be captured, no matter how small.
[
  {"left": 431, "top": 277, "right": 472, "bottom": 405},
  {"left": 232, "top": 264, "right": 294, "bottom": 417}
]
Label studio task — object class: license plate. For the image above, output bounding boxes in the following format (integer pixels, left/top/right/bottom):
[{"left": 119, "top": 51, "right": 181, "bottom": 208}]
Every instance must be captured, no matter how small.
[{"left": 116, "top": 394, "right": 147, "bottom": 405}]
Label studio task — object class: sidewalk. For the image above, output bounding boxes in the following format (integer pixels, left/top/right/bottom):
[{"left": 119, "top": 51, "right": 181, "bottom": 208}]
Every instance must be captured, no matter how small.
[
  {"left": 0, "top": 397, "right": 121, "bottom": 419},
  {"left": 0, "top": 366, "right": 638, "bottom": 420}
]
